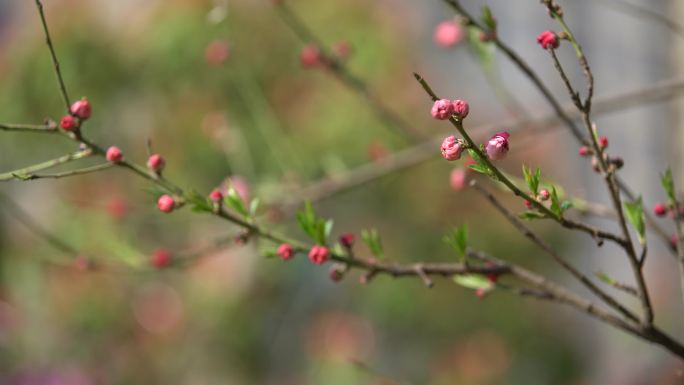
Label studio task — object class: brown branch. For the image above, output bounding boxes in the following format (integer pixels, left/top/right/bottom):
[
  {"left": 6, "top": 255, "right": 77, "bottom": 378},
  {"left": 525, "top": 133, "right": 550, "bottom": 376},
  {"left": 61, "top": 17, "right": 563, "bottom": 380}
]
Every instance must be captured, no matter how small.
[
  {"left": 34, "top": 0, "right": 71, "bottom": 112},
  {"left": 471, "top": 181, "right": 639, "bottom": 323},
  {"left": 274, "top": 2, "right": 423, "bottom": 141},
  {"left": 0, "top": 122, "right": 57, "bottom": 133},
  {"left": 0, "top": 150, "right": 93, "bottom": 182}
]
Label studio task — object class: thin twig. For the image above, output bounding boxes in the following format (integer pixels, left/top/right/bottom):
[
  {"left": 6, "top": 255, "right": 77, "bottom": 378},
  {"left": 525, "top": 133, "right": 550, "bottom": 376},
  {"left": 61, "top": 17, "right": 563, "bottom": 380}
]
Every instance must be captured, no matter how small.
[
  {"left": 0, "top": 150, "right": 92, "bottom": 182},
  {"left": 471, "top": 181, "right": 639, "bottom": 323},
  {"left": 274, "top": 2, "right": 422, "bottom": 141},
  {"left": 34, "top": 0, "right": 71, "bottom": 112},
  {"left": 0, "top": 122, "right": 57, "bottom": 133}
]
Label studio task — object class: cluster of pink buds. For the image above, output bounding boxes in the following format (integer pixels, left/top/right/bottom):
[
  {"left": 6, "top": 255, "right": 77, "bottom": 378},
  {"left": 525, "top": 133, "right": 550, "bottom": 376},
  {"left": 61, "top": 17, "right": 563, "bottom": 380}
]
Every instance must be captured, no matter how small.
[
  {"left": 536, "top": 31, "right": 559, "bottom": 49},
  {"left": 308, "top": 245, "right": 329, "bottom": 265},
  {"left": 277, "top": 243, "right": 295, "bottom": 261},
  {"left": 431, "top": 99, "right": 469, "bottom": 120},
  {"left": 434, "top": 20, "right": 464, "bottom": 48},
  {"left": 440, "top": 136, "right": 464, "bottom": 161},
  {"left": 157, "top": 194, "right": 176, "bottom": 213},
  {"left": 485, "top": 132, "right": 510, "bottom": 160},
  {"left": 59, "top": 98, "right": 92, "bottom": 132}
]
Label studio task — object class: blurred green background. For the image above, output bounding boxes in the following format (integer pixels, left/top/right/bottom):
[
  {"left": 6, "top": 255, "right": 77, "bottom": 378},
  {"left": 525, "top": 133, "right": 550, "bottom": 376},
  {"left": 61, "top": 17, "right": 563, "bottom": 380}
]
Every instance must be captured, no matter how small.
[{"left": 0, "top": 0, "right": 682, "bottom": 384}]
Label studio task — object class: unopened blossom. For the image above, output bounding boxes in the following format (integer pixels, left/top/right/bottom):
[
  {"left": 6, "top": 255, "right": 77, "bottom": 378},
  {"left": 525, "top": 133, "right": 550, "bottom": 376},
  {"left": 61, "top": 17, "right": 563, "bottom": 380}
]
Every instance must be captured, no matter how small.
[
  {"left": 70, "top": 98, "right": 92, "bottom": 120},
  {"left": 147, "top": 154, "right": 165, "bottom": 173},
  {"left": 277, "top": 243, "right": 294, "bottom": 261},
  {"left": 452, "top": 99, "right": 469, "bottom": 120},
  {"left": 450, "top": 168, "right": 468, "bottom": 192},
  {"left": 151, "top": 249, "right": 172, "bottom": 269},
  {"left": 60, "top": 115, "right": 77, "bottom": 132},
  {"left": 300, "top": 44, "right": 322, "bottom": 68},
  {"left": 538, "top": 189, "right": 550, "bottom": 201},
  {"left": 441, "top": 135, "right": 464, "bottom": 161},
  {"left": 431, "top": 99, "right": 454, "bottom": 120},
  {"left": 434, "top": 21, "right": 463, "bottom": 48},
  {"left": 157, "top": 195, "right": 175, "bottom": 213},
  {"left": 106, "top": 146, "right": 123, "bottom": 163},
  {"left": 308, "top": 245, "right": 329, "bottom": 265},
  {"left": 654, "top": 203, "right": 668, "bottom": 217},
  {"left": 485, "top": 132, "right": 510, "bottom": 160},
  {"left": 537, "top": 31, "right": 559, "bottom": 49}
]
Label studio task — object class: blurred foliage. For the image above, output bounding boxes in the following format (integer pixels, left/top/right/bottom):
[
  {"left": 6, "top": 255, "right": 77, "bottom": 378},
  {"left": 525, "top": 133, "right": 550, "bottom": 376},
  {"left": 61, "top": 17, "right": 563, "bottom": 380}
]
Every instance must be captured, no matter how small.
[{"left": 0, "top": 0, "right": 646, "bottom": 384}]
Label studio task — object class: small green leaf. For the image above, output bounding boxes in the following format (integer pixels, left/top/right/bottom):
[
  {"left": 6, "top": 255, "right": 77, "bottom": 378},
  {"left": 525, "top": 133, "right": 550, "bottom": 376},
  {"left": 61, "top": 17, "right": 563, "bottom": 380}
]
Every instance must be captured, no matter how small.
[
  {"left": 519, "top": 210, "right": 546, "bottom": 220},
  {"left": 361, "top": 228, "right": 384, "bottom": 258},
  {"left": 186, "top": 190, "right": 212, "bottom": 213},
  {"left": 661, "top": 168, "right": 676, "bottom": 204},
  {"left": 324, "top": 219, "right": 334, "bottom": 241},
  {"left": 549, "top": 187, "right": 562, "bottom": 219},
  {"left": 467, "top": 149, "right": 491, "bottom": 175},
  {"left": 453, "top": 274, "right": 493, "bottom": 290},
  {"left": 481, "top": 5, "right": 497, "bottom": 30},
  {"left": 443, "top": 225, "right": 468, "bottom": 259},
  {"left": 624, "top": 197, "right": 646, "bottom": 244},
  {"left": 560, "top": 200, "right": 573, "bottom": 211},
  {"left": 594, "top": 271, "right": 617, "bottom": 286},
  {"left": 522, "top": 165, "right": 540, "bottom": 195},
  {"left": 249, "top": 198, "right": 260, "bottom": 217},
  {"left": 296, "top": 202, "right": 331, "bottom": 245},
  {"left": 226, "top": 188, "right": 249, "bottom": 217}
]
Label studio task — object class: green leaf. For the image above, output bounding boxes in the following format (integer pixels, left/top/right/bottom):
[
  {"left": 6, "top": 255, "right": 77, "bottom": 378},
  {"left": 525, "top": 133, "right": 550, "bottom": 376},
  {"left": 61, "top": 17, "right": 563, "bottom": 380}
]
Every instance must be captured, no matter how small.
[
  {"left": 481, "top": 5, "right": 497, "bottom": 30},
  {"left": 296, "top": 202, "right": 331, "bottom": 245},
  {"left": 186, "top": 191, "right": 212, "bottom": 213},
  {"left": 249, "top": 198, "right": 260, "bottom": 217},
  {"left": 361, "top": 228, "right": 384, "bottom": 258},
  {"left": 226, "top": 187, "right": 249, "bottom": 217},
  {"left": 560, "top": 200, "right": 573, "bottom": 211},
  {"left": 443, "top": 225, "right": 468, "bottom": 259},
  {"left": 519, "top": 210, "right": 546, "bottom": 220},
  {"left": 549, "top": 186, "right": 562, "bottom": 219},
  {"left": 453, "top": 274, "right": 493, "bottom": 290},
  {"left": 466, "top": 26, "right": 495, "bottom": 70},
  {"left": 624, "top": 197, "right": 646, "bottom": 244},
  {"left": 522, "top": 165, "right": 540, "bottom": 195},
  {"left": 594, "top": 271, "right": 617, "bottom": 286},
  {"left": 467, "top": 149, "right": 491, "bottom": 175},
  {"left": 661, "top": 168, "right": 676, "bottom": 204}
]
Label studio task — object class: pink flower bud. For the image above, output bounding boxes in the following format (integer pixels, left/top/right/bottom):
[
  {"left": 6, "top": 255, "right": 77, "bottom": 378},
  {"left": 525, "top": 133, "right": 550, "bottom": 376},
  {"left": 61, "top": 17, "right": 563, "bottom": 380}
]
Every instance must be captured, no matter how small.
[
  {"left": 538, "top": 189, "right": 550, "bottom": 201},
  {"left": 106, "top": 146, "right": 123, "bottom": 163},
  {"left": 536, "top": 31, "right": 559, "bottom": 49},
  {"left": 654, "top": 203, "right": 668, "bottom": 217},
  {"left": 339, "top": 233, "right": 355, "bottom": 248},
  {"left": 147, "top": 154, "right": 165, "bottom": 173},
  {"left": 329, "top": 266, "right": 344, "bottom": 282},
  {"left": 332, "top": 40, "right": 353, "bottom": 59},
  {"left": 70, "top": 98, "right": 92, "bottom": 120},
  {"left": 450, "top": 168, "right": 468, "bottom": 192},
  {"left": 300, "top": 44, "right": 322, "bottom": 68},
  {"left": 431, "top": 99, "right": 454, "bottom": 120},
  {"left": 599, "top": 136, "right": 609, "bottom": 149},
  {"left": 440, "top": 135, "right": 464, "bottom": 161},
  {"left": 452, "top": 99, "right": 469, "bottom": 120},
  {"left": 204, "top": 40, "right": 230, "bottom": 66},
  {"left": 485, "top": 132, "right": 510, "bottom": 160},
  {"left": 209, "top": 189, "right": 223, "bottom": 203},
  {"left": 578, "top": 146, "right": 590, "bottom": 157},
  {"left": 524, "top": 200, "right": 533, "bottom": 209},
  {"left": 157, "top": 194, "right": 175, "bottom": 213},
  {"left": 151, "top": 248, "right": 172, "bottom": 269},
  {"left": 475, "top": 288, "right": 488, "bottom": 298},
  {"left": 308, "top": 245, "right": 329, "bottom": 265},
  {"left": 277, "top": 243, "right": 294, "bottom": 261},
  {"left": 60, "top": 115, "right": 77, "bottom": 131},
  {"left": 434, "top": 21, "right": 463, "bottom": 48}
]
